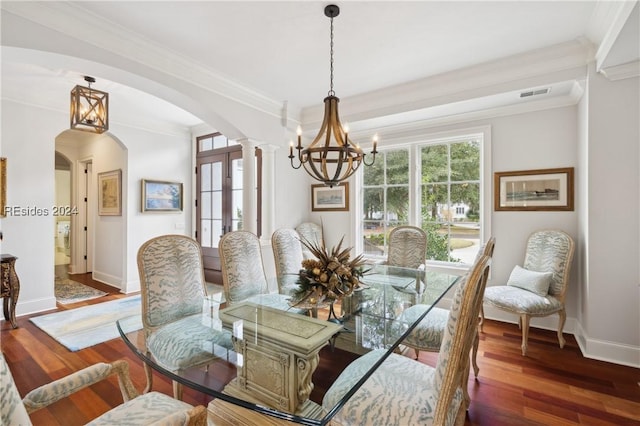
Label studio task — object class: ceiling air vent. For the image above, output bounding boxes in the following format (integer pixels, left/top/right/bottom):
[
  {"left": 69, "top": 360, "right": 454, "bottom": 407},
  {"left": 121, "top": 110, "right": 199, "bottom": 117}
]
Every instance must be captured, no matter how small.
[{"left": 520, "top": 88, "right": 550, "bottom": 98}]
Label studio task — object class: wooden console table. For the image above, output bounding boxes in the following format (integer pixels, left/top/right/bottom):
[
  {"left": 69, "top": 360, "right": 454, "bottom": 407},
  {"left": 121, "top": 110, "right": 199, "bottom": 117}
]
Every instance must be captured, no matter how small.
[{"left": 1, "top": 254, "right": 19, "bottom": 328}]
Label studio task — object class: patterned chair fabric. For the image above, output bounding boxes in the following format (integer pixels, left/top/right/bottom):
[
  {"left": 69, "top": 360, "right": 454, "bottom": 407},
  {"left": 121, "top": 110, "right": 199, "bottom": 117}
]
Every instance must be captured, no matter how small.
[
  {"left": 398, "top": 237, "right": 496, "bottom": 377},
  {"left": 323, "top": 255, "right": 491, "bottom": 426},
  {"left": 220, "top": 231, "right": 305, "bottom": 314},
  {"left": 482, "top": 230, "right": 574, "bottom": 355},
  {"left": 295, "top": 222, "right": 324, "bottom": 259},
  {"left": 386, "top": 226, "right": 427, "bottom": 269},
  {"left": 271, "top": 228, "right": 305, "bottom": 295},
  {"left": 137, "top": 234, "right": 232, "bottom": 398},
  {"left": 0, "top": 353, "right": 207, "bottom": 426}
]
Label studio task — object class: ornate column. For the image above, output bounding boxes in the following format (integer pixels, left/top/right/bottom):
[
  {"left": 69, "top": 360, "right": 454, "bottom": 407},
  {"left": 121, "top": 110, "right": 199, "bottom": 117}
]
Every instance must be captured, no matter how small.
[
  {"left": 258, "top": 144, "right": 278, "bottom": 243},
  {"left": 237, "top": 138, "right": 258, "bottom": 235}
]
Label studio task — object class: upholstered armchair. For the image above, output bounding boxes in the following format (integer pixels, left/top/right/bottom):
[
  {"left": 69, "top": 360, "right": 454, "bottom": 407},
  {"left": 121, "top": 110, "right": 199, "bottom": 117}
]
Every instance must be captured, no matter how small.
[
  {"left": 295, "top": 222, "right": 324, "bottom": 259},
  {"left": 322, "top": 255, "right": 491, "bottom": 426},
  {"left": 397, "top": 237, "right": 496, "bottom": 379},
  {"left": 482, "top": 229, "right": 574, "bottom": 356},
  {"left": 220, "top": 231, "right": 307, "bottom": 314},
  {"left": 0, "top": 353, "right": 207, "bottom": 425},
  {"left": 137, "top": 234, "right": 233, "bottom": 400},
  {"left": 271, "top": 228, "right": 304, "bottom": 296}
]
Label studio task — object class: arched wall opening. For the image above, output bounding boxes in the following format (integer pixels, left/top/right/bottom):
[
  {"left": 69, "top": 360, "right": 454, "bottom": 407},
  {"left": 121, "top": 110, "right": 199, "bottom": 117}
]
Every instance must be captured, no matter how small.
[{"left": 55, "top": 129, "right": 127, "bottom": 291}]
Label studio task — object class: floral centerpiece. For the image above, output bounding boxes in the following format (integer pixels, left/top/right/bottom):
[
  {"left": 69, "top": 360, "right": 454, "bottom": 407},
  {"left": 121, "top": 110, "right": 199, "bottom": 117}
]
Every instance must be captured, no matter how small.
[{"left": 291, "top": 236, "right": 368, "bottom": 307}]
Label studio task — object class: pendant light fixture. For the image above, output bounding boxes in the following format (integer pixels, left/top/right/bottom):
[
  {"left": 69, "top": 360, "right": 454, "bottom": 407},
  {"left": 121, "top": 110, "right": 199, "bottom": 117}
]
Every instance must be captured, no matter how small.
[
  {"left": 70, "top": 76, "right": 109, "bottom": 134},
  {"left": 289, "top": 4, "right": 378, "bottom": 188}
]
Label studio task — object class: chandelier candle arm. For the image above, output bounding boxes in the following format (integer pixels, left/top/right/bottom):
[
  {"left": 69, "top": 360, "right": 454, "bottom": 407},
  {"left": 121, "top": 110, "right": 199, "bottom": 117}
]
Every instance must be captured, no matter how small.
[{"left": 288, "top": 4, "right": 378, "bottom": 187}]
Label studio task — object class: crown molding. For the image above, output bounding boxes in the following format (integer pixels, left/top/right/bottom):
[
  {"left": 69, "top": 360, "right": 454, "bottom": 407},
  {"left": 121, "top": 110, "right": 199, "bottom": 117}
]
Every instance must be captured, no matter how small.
[
  {"left": 300, "top": 40, "right": 592, "bottom": 131},
  {"left": 340, "top": 82, "right": 584, "bottom": 147},
  {"left": 600, "top": 60, "right": 640, "bottom": 81},
  {"left": 1, "top": 2, "right": 284, "bottom": 120},
  {"left": 590, "top": 1, "right": 639, "bottom": 72}
]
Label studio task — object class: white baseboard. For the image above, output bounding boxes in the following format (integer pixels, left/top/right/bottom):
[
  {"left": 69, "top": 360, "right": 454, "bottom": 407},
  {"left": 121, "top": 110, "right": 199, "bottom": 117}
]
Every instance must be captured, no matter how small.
[
  {"left": 573, "top": 321, "right": 640, "bottom": 368},
  {"left": 482, "top": 305, "right": 640, "bottom": 368},
  {"left": 91, "top": 270, "right": 122, "bottom": 290},
  {"left": 15, "top": 296, "right": 56, "bottom": 317}
]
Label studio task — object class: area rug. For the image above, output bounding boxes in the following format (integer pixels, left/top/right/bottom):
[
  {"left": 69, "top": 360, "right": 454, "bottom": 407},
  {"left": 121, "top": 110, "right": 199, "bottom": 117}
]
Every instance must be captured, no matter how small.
[
  {"left": 30, "top": 295, "right": 142, "bottom": 352},
  {"left": 55, "top": 278, "right": 108, "bottom": 304}
]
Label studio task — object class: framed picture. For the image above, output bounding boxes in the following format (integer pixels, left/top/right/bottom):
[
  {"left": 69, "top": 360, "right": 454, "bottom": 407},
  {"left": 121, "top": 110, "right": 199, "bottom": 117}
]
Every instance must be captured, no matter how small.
[
  {"left": 0, "top": 157, "right": 6, "bottom": 218},
  {"left": 141, "top": 179, "right": 183, "bottom": 212},
  {"left": 494, "top": 167, "right": 574, "bottom": 211},
  {"left": 97, "top": 169, "right": 122, "bottom": 216},
  {"left": 311, "top": 182, "right": 349, "bottom": 212}
]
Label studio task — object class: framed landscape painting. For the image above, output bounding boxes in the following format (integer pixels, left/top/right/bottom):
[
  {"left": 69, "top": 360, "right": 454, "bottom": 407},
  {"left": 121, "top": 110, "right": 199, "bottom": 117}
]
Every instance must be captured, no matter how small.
[
  {"left": 142, "top": 179, "right": 183, "bottom": 212},
  {"left": 311, "top": 182, "right": 349, "bottom": 212},
  {"left": 494, "top": 167, "right": 574, "bottom": 211}
]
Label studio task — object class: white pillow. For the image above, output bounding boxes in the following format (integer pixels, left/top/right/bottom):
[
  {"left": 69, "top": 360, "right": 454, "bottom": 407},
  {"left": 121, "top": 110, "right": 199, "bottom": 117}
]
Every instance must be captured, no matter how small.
[{"left": 506, "top": 265, "right": 553, "bottom": 297}]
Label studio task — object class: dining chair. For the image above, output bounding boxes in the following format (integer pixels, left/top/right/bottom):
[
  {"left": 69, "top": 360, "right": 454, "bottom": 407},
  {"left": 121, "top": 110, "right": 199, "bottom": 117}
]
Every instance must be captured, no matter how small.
[
  {"left": 137, "top": 234, "right": 233, "bottom": 400},
  {"left": 0, "top": 353, "right": 207, "bottom": 425},
  {"left": 386, "top": 225, "right": 428, "bottom": 269},
  {"left": 398, "top": 237, "right": 495, "bottom": 379},
  {"left": 295, "top": 222, "right": 324, "bottom": 259},
  {"left": 482, "top": 229, "right": 574, "bottom": 356},
  {"left": 220, "top": 230, "right": 307, "bottom": 314},
  {"left": 322, "top": 254, "right": 491, "bottom": 425},
  {"left": 271, "top": 227, "right": 304, "bottom": 296}
]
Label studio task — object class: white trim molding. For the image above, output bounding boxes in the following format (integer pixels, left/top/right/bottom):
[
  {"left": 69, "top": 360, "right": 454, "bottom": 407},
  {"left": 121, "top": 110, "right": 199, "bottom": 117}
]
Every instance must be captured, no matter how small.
[{"left": 600, "top": 60, "right": 640, "bottom": 81}]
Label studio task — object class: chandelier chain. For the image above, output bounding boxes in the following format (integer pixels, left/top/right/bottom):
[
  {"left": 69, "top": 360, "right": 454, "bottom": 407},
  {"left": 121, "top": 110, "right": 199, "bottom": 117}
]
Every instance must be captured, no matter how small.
[{"left": 329, "top": 15, "right": 335, "bottom": 97}]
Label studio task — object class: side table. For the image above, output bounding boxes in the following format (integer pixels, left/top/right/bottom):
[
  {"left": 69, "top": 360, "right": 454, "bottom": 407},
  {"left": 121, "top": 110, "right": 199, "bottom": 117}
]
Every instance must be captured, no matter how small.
[{"left": 1, "top": 254, "right": 19, "bottom": 328}]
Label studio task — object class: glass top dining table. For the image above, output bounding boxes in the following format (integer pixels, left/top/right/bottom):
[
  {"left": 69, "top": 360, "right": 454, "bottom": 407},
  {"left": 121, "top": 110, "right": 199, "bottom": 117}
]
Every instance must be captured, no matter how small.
[{"left": 116, "top": 263, "right": 464, "bottom": 426}]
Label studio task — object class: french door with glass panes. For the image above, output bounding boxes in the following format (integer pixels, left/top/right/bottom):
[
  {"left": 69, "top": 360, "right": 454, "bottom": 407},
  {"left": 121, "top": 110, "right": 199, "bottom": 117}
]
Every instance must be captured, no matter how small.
[{"left": 196, "top": 136, "right": 261, "bottom": 284}]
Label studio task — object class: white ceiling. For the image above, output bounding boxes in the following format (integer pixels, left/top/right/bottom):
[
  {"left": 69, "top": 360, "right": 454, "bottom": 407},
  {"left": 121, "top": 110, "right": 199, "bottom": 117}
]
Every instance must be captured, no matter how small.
[{"left": 1, "top": 1, "right": 639, "bottom": 131}]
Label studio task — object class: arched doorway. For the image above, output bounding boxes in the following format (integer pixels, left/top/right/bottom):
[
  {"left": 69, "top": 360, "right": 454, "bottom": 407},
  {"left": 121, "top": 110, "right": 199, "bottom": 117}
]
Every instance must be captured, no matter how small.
[
  {"left": 55, "top": 130, "right": 127, "bottom": 298},
  {"left": 54, "top": 152, "right": 72, "bottom": 276}
]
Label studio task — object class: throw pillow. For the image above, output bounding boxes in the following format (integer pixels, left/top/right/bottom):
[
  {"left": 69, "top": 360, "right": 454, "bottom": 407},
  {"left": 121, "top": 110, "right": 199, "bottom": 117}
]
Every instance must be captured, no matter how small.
[{"left": 506, "top": 265, "right": 553, "bottom": 297}]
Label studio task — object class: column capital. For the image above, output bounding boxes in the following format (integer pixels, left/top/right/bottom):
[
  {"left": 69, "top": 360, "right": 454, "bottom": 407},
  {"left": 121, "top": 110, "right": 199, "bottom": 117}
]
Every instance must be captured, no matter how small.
[
  {"left": 236, "top": 137, "right": 260, "bottom": 149},
  {"left": 257, "top": 143, "right": 280, "bottom": 153}
]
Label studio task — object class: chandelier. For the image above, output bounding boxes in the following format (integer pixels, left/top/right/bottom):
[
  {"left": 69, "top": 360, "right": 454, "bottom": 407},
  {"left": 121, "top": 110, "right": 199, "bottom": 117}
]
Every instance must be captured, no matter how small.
[
  {"left": 289, "top": 4, "right": 378, "bottom": 188},
  {"left": 70, "top": 76, "right": 109, "bottom": 134}
]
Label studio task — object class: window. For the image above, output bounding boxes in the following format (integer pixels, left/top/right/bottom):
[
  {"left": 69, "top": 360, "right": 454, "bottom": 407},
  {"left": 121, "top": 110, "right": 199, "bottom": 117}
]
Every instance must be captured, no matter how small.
[{"left": 360, "top": 129, "right": 488, "bottom": 266}]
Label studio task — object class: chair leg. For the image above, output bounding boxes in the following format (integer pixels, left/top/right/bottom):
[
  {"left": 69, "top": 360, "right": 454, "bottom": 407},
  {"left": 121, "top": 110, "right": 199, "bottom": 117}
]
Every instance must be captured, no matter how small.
[
  {"left": 461, "top": 355, "right": 472, "bottom": 409},
  {"left": 143, "top": 361, "right": 153, "bottom": 394},
  {"left": 173, "top": 380, "right": 183, "bottom": 400},
  {"left": 479, "top": 306, "right": 485, "bottom": 332},
  {"left": 557, "top": 309, "right": 567, "bottom": 349},
  {"left": 520, "top": 314, "right": 530, "bottom": 356},
  {"left": 518, "top": 316, "right": 522, "bottom": 330},
  {"left": 471, "top": 329, "right": 480, "bottom": 378}
]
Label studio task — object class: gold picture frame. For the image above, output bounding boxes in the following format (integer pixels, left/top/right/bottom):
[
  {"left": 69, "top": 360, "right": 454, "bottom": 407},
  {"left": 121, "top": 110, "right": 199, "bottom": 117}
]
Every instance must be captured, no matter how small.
[
  {"left": 141, "top": 179, "right": 183, "bottom": 212},
  {"left": 98, "top": 169, "right": 122, "bottom": 216},
  {"left": 0, "top": 158, "right": 6, "bottom": 218},
  {"left": 494, "top": 167, "right": 574, "bottom": 211},
  {"left": 311, "top": 182, "right": 349, "bottom": 212}
]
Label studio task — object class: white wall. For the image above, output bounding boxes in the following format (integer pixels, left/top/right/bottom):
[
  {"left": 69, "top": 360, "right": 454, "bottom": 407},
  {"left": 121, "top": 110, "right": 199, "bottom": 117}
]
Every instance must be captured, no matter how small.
[
  {"left": 580, "top": 65, "right": 639, "bottom": 366},
  {"left": 1, "top": 100, "right": 61, "bottom": 314},
  {"left": 123, "top": 124, "right": 192, "bottom": 292}
]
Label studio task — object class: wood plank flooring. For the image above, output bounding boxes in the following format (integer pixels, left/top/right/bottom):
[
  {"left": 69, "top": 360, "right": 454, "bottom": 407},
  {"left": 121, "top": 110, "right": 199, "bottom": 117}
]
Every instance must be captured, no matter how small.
[{"left": 2, "top": 273, "right": 639, "bottom": 425}]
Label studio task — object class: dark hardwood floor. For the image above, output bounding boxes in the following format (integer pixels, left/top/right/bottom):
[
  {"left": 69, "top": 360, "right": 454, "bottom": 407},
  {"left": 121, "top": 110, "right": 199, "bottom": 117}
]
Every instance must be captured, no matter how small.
[{"left": 2, "top": 273, "right": 639, "bottom": 425}]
